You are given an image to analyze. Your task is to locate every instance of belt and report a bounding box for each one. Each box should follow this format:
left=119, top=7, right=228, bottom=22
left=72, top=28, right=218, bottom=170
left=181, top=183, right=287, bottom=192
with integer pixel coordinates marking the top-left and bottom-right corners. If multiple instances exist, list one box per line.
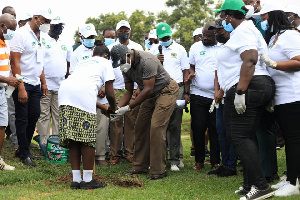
left=178, top=82, right=184, bottom=87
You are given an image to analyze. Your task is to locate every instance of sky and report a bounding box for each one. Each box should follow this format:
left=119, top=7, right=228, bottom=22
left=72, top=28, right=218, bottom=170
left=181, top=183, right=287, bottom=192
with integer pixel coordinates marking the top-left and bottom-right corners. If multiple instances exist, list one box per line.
left=2, top=0, right=173, bottom=46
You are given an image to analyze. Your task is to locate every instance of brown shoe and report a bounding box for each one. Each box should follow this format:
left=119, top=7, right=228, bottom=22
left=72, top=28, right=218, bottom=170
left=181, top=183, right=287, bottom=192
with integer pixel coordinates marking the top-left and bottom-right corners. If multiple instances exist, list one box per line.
left=193, top=163, right=204, bottom=170
left=124, top=169, right=148, bottom=175
left=96, top=160, right=108, bottom=167
left=147, top=172, right=167, bottom=180
left=211, top=163, right=220, bottom=169
left=109, top=157, right=119, bottom=164
left=126, top=157, right=133, bottom=163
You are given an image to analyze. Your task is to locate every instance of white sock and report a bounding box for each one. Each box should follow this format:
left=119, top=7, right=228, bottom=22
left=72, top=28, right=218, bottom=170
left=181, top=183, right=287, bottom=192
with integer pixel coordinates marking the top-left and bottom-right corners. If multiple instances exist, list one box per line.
left=72, top=170, right=82, bottom=183
left=83, top=170, right=93, bottom=182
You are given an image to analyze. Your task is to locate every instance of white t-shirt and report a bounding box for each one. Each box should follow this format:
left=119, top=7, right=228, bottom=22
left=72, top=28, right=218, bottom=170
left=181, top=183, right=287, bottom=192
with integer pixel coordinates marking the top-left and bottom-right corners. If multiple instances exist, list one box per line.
left=10, top=23, right=46, bottom=86
left=58, top=57, right=115, bottom=114
left=108, top=39, right=143, bottom=89
left=216, top=20, right=270, bottom=92
left=150, top=41, right=189, bottom=83
left=189, top=42, right=219, bottom=99
left=43, top=34, right=72, bottom=91
left=267, top=30, right=300, bottom=105
left=69, top=44, right=93, bottom=74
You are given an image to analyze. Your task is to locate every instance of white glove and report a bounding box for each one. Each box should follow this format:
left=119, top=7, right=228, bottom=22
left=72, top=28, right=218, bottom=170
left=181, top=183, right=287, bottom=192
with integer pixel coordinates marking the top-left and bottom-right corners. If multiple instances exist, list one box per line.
left=245, top=5, right=254, bottom=19
left=115, top=105, right=130, bottom=115
left=209, top=100, right=219, bottom=113
left=260, top=54, right=276, bottom=68
left=234, top=93, right=246, bottom=114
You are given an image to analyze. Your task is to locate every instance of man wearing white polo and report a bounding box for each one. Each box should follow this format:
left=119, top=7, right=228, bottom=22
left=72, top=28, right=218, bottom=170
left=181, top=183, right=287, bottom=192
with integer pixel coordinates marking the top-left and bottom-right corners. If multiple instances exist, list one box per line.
left=69, top=23, right=97, bottom=74
left=10, top=8, right=52, bottom=167
left=36, top=16, right=71, bottom=146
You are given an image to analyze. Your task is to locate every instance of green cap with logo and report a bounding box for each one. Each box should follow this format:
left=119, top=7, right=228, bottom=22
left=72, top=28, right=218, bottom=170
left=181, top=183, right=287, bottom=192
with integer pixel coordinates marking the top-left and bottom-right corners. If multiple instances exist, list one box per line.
left=213, top=0, right=246, bottom=15
left=156, top=23, right=172, bottom=39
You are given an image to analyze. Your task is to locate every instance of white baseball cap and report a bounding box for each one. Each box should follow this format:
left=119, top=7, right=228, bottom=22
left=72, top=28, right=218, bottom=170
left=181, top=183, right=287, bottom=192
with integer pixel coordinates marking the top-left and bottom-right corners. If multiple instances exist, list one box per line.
left=50, top=16, right=65, bottom=25
left=116, top=20, right=131, bottom=30
left=283, top=5, right=300, bottom=17
left=148, top=29, right=157, bottom=39
left=79, top=23, right=97, bottom=38
left=32, top=8, right=53, bottom=20
left=252, top=3, right=282, bottom=19
left=17, top=12, right=32, bottom=22
left=193, top=28, right=203, bottom=37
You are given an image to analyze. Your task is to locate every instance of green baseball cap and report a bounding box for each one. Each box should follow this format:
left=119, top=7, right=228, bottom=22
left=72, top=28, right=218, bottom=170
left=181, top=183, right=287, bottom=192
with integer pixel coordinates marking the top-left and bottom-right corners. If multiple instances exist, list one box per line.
left=156, top=23, right=172, bottom=39
left=213, top=0, right=246, bottom=15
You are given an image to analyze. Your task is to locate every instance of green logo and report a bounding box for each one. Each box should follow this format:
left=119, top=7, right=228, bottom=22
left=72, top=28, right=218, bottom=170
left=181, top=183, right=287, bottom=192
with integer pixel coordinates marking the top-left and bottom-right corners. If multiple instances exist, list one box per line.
left=171, top=53, right=177, bottom=58
left=61, top=45, right=67, bottom=51
left=48, top=8, right=52, bottom=14
left=86, top=26, right=91, bottom=30
left=46, top=45, right=51, bottom=49
left=200, top=51, right=206, bottom=55
left=83, top=56, right=89, bottom=60
left=32, top=41, right=36, bottom=47
left=42, top=38, right=46, bottom=45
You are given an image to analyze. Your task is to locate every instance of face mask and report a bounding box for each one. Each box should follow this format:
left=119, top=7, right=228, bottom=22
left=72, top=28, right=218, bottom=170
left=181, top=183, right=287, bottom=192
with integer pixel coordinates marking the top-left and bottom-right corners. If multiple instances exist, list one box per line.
left=79, top=38, right=83, bottom=43
left=160, top=39, right=173, bottom=47
left=3, top=28, right=15, bottom=40
left=120, top=54, right=131, bottom=73
left=83, top=39, right=95, bottom=48
left=260, top=20, right=268, bottom=31
left=118, top=32, right=129, bottom=44
left=222, top=19, right=234, bottom=32
left=104, top=38, right=115, bottom=46
left=145, top=39, right=152, bottom=49
left=39, top=23, right=50, bottom=33
left=216, top=34, right=229, bottom=44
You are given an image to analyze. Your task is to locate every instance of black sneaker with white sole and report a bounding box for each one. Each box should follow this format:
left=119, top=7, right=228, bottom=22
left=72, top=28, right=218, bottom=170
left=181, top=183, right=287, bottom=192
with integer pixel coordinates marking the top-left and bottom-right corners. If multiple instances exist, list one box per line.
left=235, top=186, right=251, bottom=195
left=240, top=186, right=274, bottom=200
left=80, top=179, right=106, bottom=190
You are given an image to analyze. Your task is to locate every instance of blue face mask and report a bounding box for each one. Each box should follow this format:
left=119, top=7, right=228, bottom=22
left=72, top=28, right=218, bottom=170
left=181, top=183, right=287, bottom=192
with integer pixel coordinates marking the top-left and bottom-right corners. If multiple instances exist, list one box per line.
left=3, top=29, right=15, bottom=40
left=160, top=39, right=173, bottom=47
left=222, top=20, right=234, bottom=32
left=104, top=38, right=115, bottom=46
left=261, top=20, right=268, bottom=31
left=83, top=39, right=95, bottom=48
left=145, top=39, right=152, bottom=49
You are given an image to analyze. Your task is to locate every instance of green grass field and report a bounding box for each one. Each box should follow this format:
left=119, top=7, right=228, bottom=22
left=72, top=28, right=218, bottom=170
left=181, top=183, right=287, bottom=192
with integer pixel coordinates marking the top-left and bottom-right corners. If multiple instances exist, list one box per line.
left=0, top=112, right=298, bottom=200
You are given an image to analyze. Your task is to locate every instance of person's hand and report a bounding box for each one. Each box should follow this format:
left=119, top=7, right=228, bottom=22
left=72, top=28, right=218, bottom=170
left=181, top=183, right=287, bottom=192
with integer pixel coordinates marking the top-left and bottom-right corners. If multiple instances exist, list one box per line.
left=260, top=54, right=277, bottom=68
left=98, top=87, right=106, bottom=98
left=18, top=88, right=28, bottom=103
left=234, top=93, right=246, bottom=114
left=115, top=105, right=130, bottom=115
left=183, top=94, right=190, bottom=104
left=214, top=90, right=224, bottom=103
left=6, top=77, right=21, bottom=87
left=41, top=84, right=48, bottom=98
left=134, top=88, right=140, bottom=97
left=157, top=54, right=164, bottom=63
left=184, top=73, right=195, bottom=83
left=209, top=100, right=219, bottom=113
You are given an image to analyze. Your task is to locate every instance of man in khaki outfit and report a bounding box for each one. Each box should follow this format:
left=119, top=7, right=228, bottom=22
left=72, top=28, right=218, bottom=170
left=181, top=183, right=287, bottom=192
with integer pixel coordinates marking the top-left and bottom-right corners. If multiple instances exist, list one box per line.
left=110, top=44, right=178, bottom=180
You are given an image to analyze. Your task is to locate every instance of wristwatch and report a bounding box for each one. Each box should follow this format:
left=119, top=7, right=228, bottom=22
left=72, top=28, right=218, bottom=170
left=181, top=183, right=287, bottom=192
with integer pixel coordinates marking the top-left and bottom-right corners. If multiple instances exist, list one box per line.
left=236, top=90, right=246, bottom=95
left=184, top=92, right=190, bottom=95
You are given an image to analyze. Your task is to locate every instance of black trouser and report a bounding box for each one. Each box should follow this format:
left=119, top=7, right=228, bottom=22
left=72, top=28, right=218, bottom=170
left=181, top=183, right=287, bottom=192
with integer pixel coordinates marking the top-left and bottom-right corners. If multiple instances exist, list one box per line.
left=224, top=75, right=275, bottom=189
left=13, top=83, right=42, bottom=159
left=190, top=94, right=220, bottom=165
left=275, top=101, right=300, bottom=185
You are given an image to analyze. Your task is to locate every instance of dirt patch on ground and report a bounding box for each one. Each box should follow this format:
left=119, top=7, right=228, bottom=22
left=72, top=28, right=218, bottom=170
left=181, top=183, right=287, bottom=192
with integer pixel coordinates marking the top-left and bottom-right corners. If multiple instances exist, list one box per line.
left=46, top=173, right=144, bottom=188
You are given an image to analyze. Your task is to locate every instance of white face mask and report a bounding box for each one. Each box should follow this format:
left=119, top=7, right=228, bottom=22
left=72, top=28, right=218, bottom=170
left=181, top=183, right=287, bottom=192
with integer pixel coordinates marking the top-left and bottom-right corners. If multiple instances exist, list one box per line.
left=37, top=18, right=50, bottom=33
left=120, top=53, right=131, bottom=73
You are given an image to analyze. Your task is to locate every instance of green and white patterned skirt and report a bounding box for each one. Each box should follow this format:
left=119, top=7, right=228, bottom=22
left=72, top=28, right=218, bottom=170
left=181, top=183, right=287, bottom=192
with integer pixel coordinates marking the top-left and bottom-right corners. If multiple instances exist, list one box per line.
left=59, top=105, right=97, bottom=148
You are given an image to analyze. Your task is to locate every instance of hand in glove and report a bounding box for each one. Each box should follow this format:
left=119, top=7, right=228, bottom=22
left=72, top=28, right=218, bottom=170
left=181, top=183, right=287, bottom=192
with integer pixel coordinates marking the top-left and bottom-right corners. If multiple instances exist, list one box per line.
left=260, top=54, right=277, bottom=68
left=116, top=105, right=131, bottom=115
left=209, top=100, right=219, bottom=113
left=234, top=93, right=246, bottom=114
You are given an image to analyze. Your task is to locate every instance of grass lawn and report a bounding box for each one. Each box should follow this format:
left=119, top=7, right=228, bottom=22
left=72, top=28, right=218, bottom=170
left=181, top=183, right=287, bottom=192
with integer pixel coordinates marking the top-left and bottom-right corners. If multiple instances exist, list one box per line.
left=0, top=111, right=297, bottom=200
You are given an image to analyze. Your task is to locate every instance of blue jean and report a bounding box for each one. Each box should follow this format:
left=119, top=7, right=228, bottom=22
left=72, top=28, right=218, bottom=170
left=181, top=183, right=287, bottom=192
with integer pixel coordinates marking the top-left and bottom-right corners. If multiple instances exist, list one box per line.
left=13, top=83, right=42, bottom=159
left=224, top=75, right=275, bottom=189
left=216, top=102, right=237, bottom=170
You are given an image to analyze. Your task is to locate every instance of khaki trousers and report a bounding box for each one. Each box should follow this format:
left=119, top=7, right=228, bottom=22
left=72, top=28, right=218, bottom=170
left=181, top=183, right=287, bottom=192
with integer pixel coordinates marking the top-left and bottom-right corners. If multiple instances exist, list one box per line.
left=95, top=107, right=109, bottom=160
left=132, top=80, right=179, bottom=175
left=37, top=90, right=59, bottom=145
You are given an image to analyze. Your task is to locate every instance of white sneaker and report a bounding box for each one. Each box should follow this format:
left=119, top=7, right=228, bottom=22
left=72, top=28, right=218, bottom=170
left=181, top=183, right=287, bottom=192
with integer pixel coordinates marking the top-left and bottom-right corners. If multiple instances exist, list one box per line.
left=275, top=181, right=300, bottom=197
left=170, top=164, right=180, bottom=171
left=271, top=175, right=287, bottom=189
left=178, top=160, right=184, bottom=168
left=0, top=158, right=15, bottom=170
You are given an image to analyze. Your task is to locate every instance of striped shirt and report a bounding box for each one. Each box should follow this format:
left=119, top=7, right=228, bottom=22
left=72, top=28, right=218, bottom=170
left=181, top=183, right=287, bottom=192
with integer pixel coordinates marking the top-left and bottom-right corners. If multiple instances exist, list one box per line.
left=0, top=39, right=10, bottom=87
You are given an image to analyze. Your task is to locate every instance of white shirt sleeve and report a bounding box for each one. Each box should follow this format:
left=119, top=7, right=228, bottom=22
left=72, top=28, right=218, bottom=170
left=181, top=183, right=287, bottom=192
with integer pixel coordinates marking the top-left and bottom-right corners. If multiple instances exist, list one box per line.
left=189, top=44, right=196, bottom=65
left=10, top=31, right=25, bottom=53
left=103, top=60, right=115, bottom=83
left=281, top=31, right=300, bottom=59
left=69, top=52, right=78, bottom=74
left=179, top=46, right=190, bottom=70
left=66, top=46, right=72, bottom=62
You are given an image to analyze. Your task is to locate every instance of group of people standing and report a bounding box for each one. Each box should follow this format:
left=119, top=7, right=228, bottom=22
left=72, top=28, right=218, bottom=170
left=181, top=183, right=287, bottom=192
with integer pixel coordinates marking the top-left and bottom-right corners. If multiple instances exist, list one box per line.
left=0, top=0, right=299, bottom=199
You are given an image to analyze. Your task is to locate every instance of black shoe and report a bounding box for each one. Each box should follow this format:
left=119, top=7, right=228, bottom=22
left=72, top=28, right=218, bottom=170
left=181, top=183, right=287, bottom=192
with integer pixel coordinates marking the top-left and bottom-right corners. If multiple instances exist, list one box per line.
left=207, top=165, right=225, bottom=175
left=124, top=170, right=148, bottom=175
left=15, top=149, right=20, bottom=158
left=70, top=182, right=80, bottom=189
left=21, top=157, right=37, bottom=167
left=30, top=155, right=41, bottom=160
left=242, top=186, right=274, bottom=200
left=235, top=186, right=251, bottom=195
left=217, top=168, right=237, bottom=177
left=80, top=179, right=106, bottom=190
left=147, top=172, right=167, bottom=180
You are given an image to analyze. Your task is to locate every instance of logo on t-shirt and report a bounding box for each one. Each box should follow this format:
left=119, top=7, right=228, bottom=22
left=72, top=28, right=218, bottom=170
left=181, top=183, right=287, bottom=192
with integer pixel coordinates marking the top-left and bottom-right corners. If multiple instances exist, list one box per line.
left=42, top=38, right=46, bottom=45
left=83, top=56, right=89, bottom=60
left=32, top=41, right=37, bottom=47
left=171, top=52, right=177, bottom=58
left=45, top=44, right=51, bottom=49
left=61, top=45, right=67, bottom=51
left=200, top=51, right=206, bottom=55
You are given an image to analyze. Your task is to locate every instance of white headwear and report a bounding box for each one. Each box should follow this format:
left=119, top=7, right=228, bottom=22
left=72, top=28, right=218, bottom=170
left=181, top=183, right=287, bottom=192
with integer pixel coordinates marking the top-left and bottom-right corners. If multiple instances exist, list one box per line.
left=193, top=28, right=202, bottom=37
left=116, top=20, right=131, bottom=30
left=79, top=23, right=97, bottom=38
left=32, top=8, right=53, bottom=20
left=148, top=29, right=157, bottom=39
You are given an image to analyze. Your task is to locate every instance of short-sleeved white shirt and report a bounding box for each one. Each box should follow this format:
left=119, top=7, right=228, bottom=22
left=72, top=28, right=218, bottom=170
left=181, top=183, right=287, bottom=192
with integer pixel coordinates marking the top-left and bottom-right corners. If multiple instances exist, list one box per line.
left=189, top=42, right=219, bottom=99
left=108, top=39, right=143, bottom=89
left=58, top=57, right=115, bottom=114
left=69, top=44, right=93, bottom=74
left=43, top=34, right=72, bottom=91
left=267, top=30, right=300, bottom=106
left=150, top=41, right=189, bottom=83
left=216, top=20, right=270, bottom=92
left=10, top=23, right=46, bottom=86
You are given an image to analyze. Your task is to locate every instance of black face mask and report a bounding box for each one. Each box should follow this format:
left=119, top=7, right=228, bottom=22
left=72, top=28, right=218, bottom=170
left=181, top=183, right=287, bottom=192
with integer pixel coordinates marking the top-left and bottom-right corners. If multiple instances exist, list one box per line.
left=202, top=39, right=216, bottom=46
left=118, top=32, right=129, bottom=44
left=48, top=28, right=62, bottom=39
left=216, top=34, right=229, bottom=44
